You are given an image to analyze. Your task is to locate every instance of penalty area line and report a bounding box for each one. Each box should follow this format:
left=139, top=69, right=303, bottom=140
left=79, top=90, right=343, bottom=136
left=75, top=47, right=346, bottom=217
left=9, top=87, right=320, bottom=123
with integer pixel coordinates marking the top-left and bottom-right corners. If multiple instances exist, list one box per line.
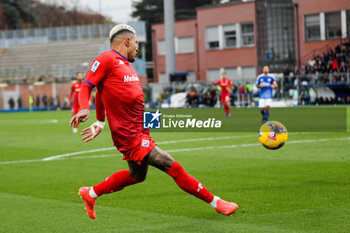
left=0, top=136, right=349, bottom=165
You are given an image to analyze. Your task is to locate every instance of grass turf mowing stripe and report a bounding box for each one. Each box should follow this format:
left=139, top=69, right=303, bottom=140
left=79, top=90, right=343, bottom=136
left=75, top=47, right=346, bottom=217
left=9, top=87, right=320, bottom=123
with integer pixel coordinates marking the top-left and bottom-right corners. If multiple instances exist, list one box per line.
left=42, top=135, right=256, bottom=161
left=1, top=136, right=349, bottom=165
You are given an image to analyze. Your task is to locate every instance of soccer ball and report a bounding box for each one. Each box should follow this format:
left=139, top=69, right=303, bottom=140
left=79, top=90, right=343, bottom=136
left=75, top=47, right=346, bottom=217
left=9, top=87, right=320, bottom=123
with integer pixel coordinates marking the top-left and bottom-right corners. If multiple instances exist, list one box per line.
left=258, top=121, right=288, bottom=150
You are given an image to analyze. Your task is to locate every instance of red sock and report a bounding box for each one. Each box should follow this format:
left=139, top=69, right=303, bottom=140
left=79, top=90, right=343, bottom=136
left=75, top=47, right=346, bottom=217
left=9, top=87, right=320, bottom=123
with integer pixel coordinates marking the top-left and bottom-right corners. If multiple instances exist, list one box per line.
left=167, top=161, right=214, bottom=203
left=93, top=170, right=140, bottom=196
left=224, top=104, right=230, bottom=115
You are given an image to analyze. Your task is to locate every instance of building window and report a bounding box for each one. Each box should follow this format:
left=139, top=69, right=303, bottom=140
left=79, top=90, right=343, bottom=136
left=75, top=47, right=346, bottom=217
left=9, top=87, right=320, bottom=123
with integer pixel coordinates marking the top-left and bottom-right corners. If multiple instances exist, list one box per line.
left=242, top=66, right=256, bottom=80
left=158, top=72, right=168, bottom=83
left=206, top=26, right=219, bottom=50
left=223, top=24, right=236, bottom=48
left=325, top=11, right=342, bottom=39
left=157, top=40, right=165, bottom=55
left=305, top=14, right=320, bottom=41
left=187, top=71, right=196, bottom=82
left=177, top=37, right=194, bottom=54
left=241, top=23, right=254, bottom=47
left=223, top=67, right=238, bottom=80
left=206, top=68, right=220, bottom=81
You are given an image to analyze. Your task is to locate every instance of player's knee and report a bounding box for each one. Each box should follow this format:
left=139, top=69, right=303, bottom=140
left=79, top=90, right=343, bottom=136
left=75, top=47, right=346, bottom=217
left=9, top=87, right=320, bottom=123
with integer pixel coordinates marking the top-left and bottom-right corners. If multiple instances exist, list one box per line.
left=129, top=171, right=147, bottom=182
left=136, top=175, right=146, bottom=182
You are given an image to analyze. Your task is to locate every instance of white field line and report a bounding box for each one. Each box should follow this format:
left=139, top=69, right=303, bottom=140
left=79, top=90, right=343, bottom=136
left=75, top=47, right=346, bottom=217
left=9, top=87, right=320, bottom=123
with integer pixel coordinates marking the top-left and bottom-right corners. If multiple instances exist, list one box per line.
left=0, top=119, right=58, bottom=124
left=42, top=135, right=255, bottom=161
left=42, top=147, right=115, bottom=161
left=41, top=132, right=323, bottom=161
left=0, top=137, right=349, bottom=165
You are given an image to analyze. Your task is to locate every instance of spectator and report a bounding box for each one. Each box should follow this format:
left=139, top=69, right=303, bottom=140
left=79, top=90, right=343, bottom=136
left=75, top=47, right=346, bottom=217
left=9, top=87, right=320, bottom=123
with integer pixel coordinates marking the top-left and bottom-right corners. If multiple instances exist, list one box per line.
left=17, top=97, right=22, bottom=109
left=201, top=90, right=212, bottom=107
left=49, top=96, right=54, bottom=107
left=245, top=82, right=253, bottom=105
left=42, top=94, right=48, bottom=108
left=186, top=87, right=199, bottom=107
left=300, top=41, right=350, bottom=76
left=63, top=96, right=68, bottom=109
left=29, top=95, right=34, bottom=112
left=56, top=95, right=61, bottom=109
left=331, top=57, right=338, bottom=71
left=8, top=97, right=15, bottom=109
left=209, top=87, right=218, bottom=107
left=299, top=90, right=310, bottom=105
left=36, top=95, right=41, bottom=107
left=239, top=84, right=246, bottom=105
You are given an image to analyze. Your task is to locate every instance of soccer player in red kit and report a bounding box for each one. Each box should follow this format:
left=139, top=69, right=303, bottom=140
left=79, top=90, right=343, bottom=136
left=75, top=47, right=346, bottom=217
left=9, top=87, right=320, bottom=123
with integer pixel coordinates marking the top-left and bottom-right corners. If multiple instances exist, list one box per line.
left=67, top=72, right=83, bottom=133
left=70, top=24, right=238, bottom=219
left=212, top=72, right=233, bottom=117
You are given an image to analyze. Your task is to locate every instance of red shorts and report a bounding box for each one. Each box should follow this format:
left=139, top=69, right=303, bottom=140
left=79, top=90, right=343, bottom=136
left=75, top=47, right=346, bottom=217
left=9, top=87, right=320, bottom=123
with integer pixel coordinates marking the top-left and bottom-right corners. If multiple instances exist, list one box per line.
left=71, top=105, right=81, bottom=114
left=220, top=94, right=230, bottom=103
left=117, top=134, right=156, bottom=165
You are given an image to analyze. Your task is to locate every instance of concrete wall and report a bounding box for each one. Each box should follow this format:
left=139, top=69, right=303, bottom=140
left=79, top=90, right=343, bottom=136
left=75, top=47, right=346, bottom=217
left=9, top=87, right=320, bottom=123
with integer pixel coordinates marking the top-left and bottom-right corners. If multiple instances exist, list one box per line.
left=152, top=19, right=198, bottom=83
left=152, top=0, right=350, bottom=83
left=0, top=82, right=71, bottom=109
left=197, top=2, right=257, bottom=81
left=152, top=2, right=257, bottom=82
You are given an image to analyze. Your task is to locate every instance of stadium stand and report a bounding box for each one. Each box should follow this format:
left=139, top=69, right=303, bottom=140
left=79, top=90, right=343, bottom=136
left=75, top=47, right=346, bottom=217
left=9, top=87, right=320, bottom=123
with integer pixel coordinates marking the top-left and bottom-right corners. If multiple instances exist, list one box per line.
left=0, top=38, right=107, bottom=83
left=301, top=40, right=350, bottom=75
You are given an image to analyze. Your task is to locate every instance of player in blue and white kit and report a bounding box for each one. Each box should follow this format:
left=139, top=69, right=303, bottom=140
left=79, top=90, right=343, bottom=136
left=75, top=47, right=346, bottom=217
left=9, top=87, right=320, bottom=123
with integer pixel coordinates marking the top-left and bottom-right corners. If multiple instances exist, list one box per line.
left=256, top=66, right=278, bottom=123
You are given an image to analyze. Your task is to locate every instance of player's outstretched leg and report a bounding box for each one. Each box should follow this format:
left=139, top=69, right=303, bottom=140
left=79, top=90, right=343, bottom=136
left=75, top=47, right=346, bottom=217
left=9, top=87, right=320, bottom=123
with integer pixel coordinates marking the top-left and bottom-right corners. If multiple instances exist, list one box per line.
left=147, top=146, right=238, bottom=215
left=260, top=108, right=266, bottom=123
left=224, top=104, right=230, bottom=117
left=78, top=161, right=148, bottom=219
left=264, top=107, right=270, bottom=122
left=78, top=187, right=97, bottom=219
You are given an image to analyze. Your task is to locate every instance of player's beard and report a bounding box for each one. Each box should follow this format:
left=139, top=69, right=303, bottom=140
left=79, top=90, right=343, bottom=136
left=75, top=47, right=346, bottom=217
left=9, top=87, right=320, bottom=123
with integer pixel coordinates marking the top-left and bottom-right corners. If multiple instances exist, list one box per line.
left=128, top=50, right=137, bottom=63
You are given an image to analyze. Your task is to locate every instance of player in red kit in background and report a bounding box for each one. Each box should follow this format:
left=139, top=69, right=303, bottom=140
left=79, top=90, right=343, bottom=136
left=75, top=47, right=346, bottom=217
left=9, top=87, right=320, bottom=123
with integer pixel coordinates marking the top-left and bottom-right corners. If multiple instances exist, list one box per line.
left=70, top=24, right=238, bottom=219
left=212, top=72, right=234, bottom=117
left=67, top=72, right=83, bottom=133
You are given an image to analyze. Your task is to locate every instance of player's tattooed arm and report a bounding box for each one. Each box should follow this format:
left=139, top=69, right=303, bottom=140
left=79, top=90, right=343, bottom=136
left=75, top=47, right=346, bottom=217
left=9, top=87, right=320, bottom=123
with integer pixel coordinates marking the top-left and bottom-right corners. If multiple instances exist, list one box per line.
left=147, top=146, right=175, bottom=172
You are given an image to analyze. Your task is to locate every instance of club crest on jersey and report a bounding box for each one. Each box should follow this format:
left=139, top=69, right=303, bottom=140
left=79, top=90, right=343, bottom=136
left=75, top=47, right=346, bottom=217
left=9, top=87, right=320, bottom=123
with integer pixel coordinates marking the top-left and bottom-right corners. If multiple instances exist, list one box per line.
left=90, top=61, right=100, bottom=72
left=141, top=139, right=150, bottom=147
left=143, top=110, right=161, bottom=129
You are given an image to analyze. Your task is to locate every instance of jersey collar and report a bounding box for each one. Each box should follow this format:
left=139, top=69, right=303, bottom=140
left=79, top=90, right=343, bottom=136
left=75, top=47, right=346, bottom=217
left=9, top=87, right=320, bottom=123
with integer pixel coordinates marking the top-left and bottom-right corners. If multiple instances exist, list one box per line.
left=112, top=50, right=128, bottom=62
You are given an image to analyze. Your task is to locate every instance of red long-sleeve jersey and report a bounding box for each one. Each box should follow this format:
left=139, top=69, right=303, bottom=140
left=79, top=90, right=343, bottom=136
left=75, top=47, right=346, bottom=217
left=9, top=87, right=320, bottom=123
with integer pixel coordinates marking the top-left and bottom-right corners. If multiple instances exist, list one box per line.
left=213, top=78, right=233, bottom=96
left=79, top=50, right=146, bottom=151
left=68, top=81, right=81, bottom=107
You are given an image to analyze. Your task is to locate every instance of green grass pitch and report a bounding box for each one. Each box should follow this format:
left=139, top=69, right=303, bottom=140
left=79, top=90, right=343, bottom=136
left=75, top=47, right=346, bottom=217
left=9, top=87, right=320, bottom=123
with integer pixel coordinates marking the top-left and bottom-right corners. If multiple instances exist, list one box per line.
left=0, top=107, right=349, bottom=233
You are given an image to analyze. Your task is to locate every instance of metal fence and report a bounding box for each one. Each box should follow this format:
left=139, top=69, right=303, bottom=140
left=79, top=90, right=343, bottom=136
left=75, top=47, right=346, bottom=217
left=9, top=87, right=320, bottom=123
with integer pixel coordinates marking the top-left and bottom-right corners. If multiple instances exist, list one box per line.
left=147, top=72, right=350, bottom=107
left=1, top=72, right=349, bottom=110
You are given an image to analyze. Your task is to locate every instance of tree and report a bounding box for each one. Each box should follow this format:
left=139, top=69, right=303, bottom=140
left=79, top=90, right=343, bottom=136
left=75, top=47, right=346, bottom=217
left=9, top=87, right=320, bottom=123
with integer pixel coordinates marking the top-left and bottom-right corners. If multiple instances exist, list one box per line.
left=0, top=0, right=36, bottom=29
left=0, top=0, right=112, bottom=30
